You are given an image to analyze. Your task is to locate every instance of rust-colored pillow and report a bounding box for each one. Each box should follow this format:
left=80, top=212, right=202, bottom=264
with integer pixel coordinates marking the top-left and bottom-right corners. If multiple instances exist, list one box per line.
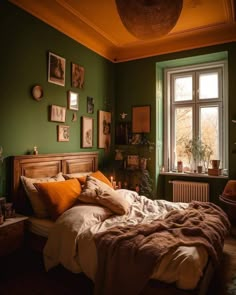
left=78, top=170, right=113, bottom=188
left=34, top=179, right=82, bottom=220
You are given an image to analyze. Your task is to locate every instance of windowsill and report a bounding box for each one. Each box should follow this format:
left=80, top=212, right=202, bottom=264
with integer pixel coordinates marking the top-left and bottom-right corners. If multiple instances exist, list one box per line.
left=160, top=171, right=228, bottom=179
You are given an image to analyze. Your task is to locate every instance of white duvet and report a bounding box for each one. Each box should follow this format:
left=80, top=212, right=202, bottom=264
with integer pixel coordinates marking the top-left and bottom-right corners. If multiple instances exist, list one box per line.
left=43, top=189, right=208, bottom=290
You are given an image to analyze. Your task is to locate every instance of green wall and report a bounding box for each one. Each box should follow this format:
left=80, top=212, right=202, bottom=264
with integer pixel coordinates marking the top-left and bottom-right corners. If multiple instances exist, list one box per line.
left=1, top=1, right=236, bottom=203
left=115, top=42, right=236, bottom=201
left=0, top=1, right=115, bottom=195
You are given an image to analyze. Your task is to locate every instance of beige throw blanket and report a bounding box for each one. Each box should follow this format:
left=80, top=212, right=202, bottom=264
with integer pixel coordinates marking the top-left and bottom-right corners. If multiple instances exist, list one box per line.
left=94, top=201, right=230, bottom=295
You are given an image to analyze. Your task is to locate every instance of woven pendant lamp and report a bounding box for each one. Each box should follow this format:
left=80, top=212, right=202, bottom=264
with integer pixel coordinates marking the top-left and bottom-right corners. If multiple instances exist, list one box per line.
left=115, top=0, right=183, bottom=40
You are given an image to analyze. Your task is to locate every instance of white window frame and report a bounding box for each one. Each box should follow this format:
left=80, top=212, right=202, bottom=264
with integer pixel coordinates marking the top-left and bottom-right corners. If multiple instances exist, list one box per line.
left=164, top=60, right=228, bottom=172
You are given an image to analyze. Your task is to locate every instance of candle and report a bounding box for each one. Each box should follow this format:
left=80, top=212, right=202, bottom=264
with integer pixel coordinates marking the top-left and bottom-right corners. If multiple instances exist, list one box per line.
left=113, top=181, right=116, bottom=189
left=110, top=176, right=113, bottom=184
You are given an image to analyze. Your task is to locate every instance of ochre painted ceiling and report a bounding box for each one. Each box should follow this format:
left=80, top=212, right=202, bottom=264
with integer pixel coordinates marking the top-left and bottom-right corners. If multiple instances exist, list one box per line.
left=10, top=0, right=236, bottom=62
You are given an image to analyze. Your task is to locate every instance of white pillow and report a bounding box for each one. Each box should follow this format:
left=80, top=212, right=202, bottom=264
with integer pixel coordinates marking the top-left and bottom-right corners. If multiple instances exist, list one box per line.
left=63, top=172, right=92, bottom=180
left=21, top=172, right=65, bottom=218
left=78, top=176, right=130, bottom=215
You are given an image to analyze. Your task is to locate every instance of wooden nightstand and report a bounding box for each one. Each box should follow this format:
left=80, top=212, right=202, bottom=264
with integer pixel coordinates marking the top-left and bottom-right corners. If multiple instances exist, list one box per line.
left=0, top=215, right=28, bottom=256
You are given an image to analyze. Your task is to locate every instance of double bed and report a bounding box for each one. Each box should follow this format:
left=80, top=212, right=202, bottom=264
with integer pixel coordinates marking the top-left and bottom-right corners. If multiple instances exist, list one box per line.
left=11, top=152, right=230, bottom=295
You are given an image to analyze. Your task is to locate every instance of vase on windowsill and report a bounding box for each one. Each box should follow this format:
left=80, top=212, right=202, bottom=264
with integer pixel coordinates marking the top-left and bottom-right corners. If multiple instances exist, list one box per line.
left=197, top=165, right=203, bottom=174
left=190, top=157, right=197, bottom=173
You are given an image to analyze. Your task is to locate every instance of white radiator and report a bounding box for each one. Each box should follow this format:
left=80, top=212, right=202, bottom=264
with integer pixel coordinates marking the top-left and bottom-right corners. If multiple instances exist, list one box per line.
left=172, top=181, right=209, bottom=202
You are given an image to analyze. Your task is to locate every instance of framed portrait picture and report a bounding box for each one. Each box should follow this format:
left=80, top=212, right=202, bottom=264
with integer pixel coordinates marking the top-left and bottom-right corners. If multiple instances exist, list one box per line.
left=131, top=133, right=142, bottom=144
left=87, top=96, right=94, bottom=114
left=50, top=105, right=66, bottom=122
left=98, top=110, right=111, bottom=152
left=67, top=91, right=79, bottom=110
left=127, top=155, right=139, bottom=169
left=48, top=52, right=66, bottom=86
left=81, top=116, right=93, bottom=148
left=57, top=125, right=69, bottom=142
left=132, top=105, right=151, bottom=133
left=71, top=62, right=85, bottom=89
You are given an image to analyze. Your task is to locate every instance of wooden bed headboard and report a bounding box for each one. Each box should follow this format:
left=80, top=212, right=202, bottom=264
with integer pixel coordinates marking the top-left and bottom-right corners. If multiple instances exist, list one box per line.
left=12, top=152, right=98, bottom=214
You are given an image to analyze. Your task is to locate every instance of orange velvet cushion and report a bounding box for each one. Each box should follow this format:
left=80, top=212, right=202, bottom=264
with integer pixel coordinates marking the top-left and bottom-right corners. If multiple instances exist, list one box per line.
left=34, top=179, right=82, bottom=220
left=78, top=170, right=113, bottom=187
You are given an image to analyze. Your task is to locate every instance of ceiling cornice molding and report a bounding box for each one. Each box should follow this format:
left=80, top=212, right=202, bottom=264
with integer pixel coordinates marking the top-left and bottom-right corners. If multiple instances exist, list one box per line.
left=9, top=0, right=236, bottom=63
left=55, top=0, right=120, bottom=46
left=9, top=0, right=116, bottom=61
left=114, top=23, right=236, bottom=62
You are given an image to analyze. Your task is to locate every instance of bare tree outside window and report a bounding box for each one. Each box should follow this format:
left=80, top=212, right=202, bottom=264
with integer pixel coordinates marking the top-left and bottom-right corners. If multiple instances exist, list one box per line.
left=168, top=64, right=225, bottom=172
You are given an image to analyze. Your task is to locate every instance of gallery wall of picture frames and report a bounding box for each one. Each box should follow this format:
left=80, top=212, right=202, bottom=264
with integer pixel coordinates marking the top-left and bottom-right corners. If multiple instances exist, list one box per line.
left=31, top=51, right=152, bottom=153
left=31, top=51, right=114, bottom=151
left=31, top=50, right=94, bottom=145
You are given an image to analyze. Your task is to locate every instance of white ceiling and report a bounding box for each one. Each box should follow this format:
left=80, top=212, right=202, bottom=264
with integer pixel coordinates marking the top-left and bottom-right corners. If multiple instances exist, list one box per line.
left=10, top=0, right=236, bottom=62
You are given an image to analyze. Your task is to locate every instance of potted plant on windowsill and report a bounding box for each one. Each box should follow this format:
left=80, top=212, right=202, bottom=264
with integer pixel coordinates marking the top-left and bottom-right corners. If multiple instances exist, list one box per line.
left=183, top=138, right=213, bottom=173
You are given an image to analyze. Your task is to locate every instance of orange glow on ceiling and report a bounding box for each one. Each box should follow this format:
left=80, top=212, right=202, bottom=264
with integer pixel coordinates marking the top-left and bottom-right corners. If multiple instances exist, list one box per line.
left=10, top=0, right=236, bottom=62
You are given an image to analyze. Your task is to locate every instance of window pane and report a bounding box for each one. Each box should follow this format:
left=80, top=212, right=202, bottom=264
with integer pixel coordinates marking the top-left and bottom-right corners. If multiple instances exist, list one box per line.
left=199, top=73, right=219, bottom=99
left=174, top=76, right=192, bottom=101
left=200, top=106, right=219, bottom=164
left=175, top=107, right=192, bottom=169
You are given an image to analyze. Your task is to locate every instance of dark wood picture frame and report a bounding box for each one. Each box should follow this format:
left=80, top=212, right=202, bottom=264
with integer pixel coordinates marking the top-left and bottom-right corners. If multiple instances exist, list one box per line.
left=127, top=155, right=139, bottom=169
left=48, top=52, right=66, bottom=86
left=71, top=62, right=85, bottom=89
left=57, top=125, right=70, bottom=142
left=50, top=105, right=66, bottom=123
left=87, top=96, right=94, bottom=114
left=81, top=116, right=93, bottom=148
left=98, top=110, right=111, bottom=151
left=132, top=105, right=151, bottom=133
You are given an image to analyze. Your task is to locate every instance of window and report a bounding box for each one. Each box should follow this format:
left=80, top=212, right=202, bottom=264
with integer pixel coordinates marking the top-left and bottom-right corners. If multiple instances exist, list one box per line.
left=164, top=61, right=228, bottom=173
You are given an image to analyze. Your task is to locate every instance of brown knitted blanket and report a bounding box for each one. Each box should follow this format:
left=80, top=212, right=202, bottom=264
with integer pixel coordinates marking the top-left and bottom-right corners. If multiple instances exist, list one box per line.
left=94, top=201, right=230, bottom=295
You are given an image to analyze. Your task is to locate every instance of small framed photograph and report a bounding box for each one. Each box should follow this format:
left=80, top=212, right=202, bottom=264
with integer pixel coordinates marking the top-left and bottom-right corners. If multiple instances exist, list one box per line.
left=98, top=110, right=111, bottom=152
left=50, top=105, right=66, bottom=122
left=127, top=155, right=139, bottom=169
left=87, top=96, right=94, bottom=114
left=71, top=62, right=85, bottom=89
left=48, top=52, right=66, bottom=86
left=67, top=91, right=79, bottom=110
left=57, top=125, right=70, bottom=142
left=131, top=133, right=142, bottom=144
left=81, top=116, right=93, bottom=148
left=132, top=105, right=151, bottom=133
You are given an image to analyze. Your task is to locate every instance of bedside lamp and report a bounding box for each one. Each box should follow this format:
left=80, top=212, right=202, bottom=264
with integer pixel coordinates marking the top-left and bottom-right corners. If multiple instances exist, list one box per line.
left=221, top=180, right=236, bottom=202
left=219, top=180, right=236, bottom=225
